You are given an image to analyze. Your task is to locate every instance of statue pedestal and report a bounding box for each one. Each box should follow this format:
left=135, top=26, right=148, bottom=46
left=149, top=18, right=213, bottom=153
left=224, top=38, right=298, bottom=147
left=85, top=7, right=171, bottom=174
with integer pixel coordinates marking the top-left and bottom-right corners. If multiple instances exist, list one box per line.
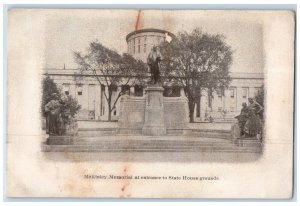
left=142, top=86, right=167, bottom=136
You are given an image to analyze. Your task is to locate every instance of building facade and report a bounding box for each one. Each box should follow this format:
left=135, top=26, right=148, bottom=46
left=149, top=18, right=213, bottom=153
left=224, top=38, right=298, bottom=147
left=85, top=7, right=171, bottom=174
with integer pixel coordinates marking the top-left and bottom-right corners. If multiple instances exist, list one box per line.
left=45, top=28, right=264, bottom=122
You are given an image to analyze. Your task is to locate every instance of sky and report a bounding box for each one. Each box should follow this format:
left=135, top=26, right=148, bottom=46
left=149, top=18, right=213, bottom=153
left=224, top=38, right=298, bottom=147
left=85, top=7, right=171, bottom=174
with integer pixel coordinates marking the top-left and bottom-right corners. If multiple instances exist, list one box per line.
left=44, top=10, right=264, bottom=74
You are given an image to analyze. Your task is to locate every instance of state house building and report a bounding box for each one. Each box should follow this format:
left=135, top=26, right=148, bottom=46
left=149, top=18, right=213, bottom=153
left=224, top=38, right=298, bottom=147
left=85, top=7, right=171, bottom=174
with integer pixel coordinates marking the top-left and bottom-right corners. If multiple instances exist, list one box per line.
left=45, top=28, right=264, bottom=122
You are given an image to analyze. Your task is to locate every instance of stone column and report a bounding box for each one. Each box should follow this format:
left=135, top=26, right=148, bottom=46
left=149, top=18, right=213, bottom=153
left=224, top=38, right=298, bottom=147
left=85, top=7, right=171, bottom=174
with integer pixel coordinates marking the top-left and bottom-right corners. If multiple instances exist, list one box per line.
left=180, top=88, right=185, bottom=97
left=130, top=86, right=135, bottom=96
left=236, top=87, right=243, bottom=112
left=116, top=86, right=122, bottom=117
left=142, top=86, right=166, bottom=136
left=101, top=85, right=109, bottom=120
left=82, top=84, right=89, bottom=110
left=249, top=87, right=256, bottom=98
left=95, top=84, right=101, bottom=120
left=70, top=84, right=76, bottom=98
left=200, top=90, right=208, bottom=121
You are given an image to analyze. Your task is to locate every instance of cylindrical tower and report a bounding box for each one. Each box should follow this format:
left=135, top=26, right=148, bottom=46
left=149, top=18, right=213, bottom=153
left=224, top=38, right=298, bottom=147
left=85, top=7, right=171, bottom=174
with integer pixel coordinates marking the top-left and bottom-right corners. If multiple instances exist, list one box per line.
left=126, top=28, right=175, bottom=62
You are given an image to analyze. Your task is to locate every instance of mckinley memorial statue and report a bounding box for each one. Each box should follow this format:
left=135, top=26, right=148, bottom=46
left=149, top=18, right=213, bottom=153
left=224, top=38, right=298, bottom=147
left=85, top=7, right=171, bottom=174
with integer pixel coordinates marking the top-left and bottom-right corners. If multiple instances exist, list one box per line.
left=147, top=46, right=162, bottom=84
left=117, top=46, right=189, bottom=136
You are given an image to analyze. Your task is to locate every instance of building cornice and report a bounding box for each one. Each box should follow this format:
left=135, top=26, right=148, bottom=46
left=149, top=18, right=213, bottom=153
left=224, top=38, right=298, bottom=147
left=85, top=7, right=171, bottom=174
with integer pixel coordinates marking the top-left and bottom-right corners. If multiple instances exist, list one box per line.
left=44, top=69, right=264, bottom=80
left=126, top=28, right=176, bottom=42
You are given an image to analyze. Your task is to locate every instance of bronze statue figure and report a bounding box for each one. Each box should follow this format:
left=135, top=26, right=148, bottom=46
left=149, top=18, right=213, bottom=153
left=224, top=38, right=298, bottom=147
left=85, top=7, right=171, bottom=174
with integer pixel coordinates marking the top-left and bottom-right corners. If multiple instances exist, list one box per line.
left=45, top=93, right=62, bottom=135
left=147, top=46, right=162, bottom=84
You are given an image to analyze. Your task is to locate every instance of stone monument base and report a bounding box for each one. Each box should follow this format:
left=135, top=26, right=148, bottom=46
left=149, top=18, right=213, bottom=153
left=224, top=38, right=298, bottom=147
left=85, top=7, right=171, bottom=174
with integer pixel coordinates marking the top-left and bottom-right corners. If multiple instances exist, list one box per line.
left=142, top=86, right=166, bottom=136
left=118, top=85, right=189, bottom=136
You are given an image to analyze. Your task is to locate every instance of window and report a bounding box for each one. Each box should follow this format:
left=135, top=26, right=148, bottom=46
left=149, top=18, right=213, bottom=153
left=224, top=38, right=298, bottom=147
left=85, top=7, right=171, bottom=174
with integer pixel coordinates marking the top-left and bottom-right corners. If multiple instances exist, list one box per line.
left=163, top=87, right=172, bottom=97
left=229, top=88, right=235, bottom=98
left=133, top=38, right=136, bottom=54
left=110, top=85, right=118, bottom=92
left=242, top=88, right=248, bottom=98
left=63, top=84, right=70, bottom=95
left=144, top=36, right=147, bottom=42
left=172, top=87, right=181, bottom=97
left=144, top=44, right=147, bottom=53
left=77, top=85, right=83, bottom=95
left=163, top=87, right=180, bottom=97
left=121, top=85, right=130, bottom=95
left=217, top=89, right=223, bottom=98
left=255, top=87, right=260, bottom=96
left=134, top=85, right=143, bottom=97
left=138, top=38, right=141, bottom=53
left=218, top=107, right=223, bottom=112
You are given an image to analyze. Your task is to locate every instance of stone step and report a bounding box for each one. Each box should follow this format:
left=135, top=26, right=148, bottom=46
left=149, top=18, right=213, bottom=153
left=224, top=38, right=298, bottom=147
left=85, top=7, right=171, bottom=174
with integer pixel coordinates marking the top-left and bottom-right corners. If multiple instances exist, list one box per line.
left=234, top=138, right=263, bottom=147
left=77, top=128, right=232, bottom=139
left=189, top=132, right=232, bottom=139
left=43, top=144, right=262, bottom=153
left=73, top=141, right=236, bottom=148
left=78, top=127, right=117, bottom=131
left=78, top=128, right=117, bottom=137
left=44, top=136, right=262, bottom=153
left=74, top=137, right=232, bottom=143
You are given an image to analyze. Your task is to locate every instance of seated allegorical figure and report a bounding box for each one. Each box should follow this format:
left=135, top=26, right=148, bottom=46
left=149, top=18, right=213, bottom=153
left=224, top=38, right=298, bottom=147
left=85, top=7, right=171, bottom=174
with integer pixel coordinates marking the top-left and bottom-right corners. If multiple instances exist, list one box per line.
left=45, top=93, right=62, bottom=135
left=243, top=98, right=263, bottom=139
left=235, top=102, right=249, bottom=137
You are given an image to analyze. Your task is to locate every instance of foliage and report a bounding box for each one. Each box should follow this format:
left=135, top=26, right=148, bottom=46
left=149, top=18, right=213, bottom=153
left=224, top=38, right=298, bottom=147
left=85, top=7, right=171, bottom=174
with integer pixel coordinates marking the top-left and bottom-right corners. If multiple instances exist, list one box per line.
left=42, top=75, right=81, bottom=123
left=41, top=75, right=61, bottom=117
left=255, top=85, right=264, bottom=108
left=255, top=84, right=265, bottom=120
left=60, top=95, right=82, bottom=123
left=74, top=41, right=148, bottom=121
left=160, top=28, right=233, bottom=122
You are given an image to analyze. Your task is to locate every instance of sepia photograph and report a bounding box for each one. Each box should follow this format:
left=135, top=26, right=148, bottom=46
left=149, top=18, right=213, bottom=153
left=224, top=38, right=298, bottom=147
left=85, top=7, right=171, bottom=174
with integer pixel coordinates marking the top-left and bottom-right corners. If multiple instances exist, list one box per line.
left=5, top=9, right=295, bottom=198
left=42, top=10, right=264, bottom=161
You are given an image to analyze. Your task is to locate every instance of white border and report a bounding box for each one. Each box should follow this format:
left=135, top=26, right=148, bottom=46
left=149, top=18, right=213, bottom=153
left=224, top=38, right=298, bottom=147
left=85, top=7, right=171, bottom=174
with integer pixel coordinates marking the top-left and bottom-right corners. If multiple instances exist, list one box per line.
left=1, top=1, right=298, bottom=206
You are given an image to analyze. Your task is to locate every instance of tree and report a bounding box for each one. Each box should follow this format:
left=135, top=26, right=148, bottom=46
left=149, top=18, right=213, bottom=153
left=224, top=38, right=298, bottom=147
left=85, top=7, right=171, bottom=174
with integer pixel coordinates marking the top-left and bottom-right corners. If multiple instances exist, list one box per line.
left=160, top=28, right=233, bottom=122
left=42, top=75, right=81, bottom=133
left=255, top=85, right=264, bottom=108
left=74, top=41, right=147, bottom=121
left=60, top=95, right=82, bottom=123
left=41, top=75, right=61, bottom=117
left=42, top=75, right=81, bottom=119
left=255, top=84, right=265, bottom=120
